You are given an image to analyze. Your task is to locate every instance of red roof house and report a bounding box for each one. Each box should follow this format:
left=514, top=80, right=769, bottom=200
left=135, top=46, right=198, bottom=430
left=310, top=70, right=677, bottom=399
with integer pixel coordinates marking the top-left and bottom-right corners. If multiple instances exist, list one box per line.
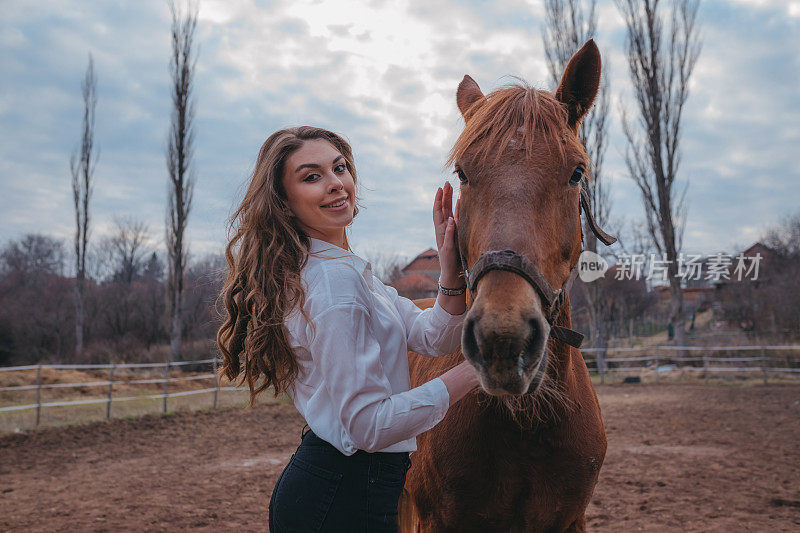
left=390, top=248, right=440, bottom=300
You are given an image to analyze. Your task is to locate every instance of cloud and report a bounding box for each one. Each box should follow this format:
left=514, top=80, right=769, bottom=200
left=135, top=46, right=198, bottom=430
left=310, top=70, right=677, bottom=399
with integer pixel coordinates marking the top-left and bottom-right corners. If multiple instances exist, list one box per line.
left=0, top=0, right=797, bottom=268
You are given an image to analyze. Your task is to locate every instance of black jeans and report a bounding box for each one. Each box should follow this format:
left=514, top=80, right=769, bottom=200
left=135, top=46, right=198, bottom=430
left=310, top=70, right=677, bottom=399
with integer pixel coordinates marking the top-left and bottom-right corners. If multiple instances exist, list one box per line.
left=268, top=428, right=412, bottom=532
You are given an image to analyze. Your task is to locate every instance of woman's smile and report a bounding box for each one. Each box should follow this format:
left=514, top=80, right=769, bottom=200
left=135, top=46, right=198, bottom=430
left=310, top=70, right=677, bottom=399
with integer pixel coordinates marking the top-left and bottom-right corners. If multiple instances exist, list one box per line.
left=321, top=197, right=349, bottom=210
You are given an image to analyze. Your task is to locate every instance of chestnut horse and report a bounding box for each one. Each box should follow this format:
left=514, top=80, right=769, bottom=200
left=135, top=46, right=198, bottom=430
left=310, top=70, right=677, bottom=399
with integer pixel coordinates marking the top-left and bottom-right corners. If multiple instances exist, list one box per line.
left=399, top=40, right=614, bottom=532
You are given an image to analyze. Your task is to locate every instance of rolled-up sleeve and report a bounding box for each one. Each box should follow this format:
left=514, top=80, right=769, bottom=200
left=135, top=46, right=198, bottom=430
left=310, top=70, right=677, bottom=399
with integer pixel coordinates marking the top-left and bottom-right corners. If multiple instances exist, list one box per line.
left=308, top=303, right=450, bottom=454
left=386, top=285, right=466, bottom=356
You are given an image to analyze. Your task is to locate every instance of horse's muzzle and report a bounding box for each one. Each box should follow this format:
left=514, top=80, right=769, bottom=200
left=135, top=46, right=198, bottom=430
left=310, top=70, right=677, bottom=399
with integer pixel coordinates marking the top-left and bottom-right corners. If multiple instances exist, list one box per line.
left=462, top=310, right=550, bottom=396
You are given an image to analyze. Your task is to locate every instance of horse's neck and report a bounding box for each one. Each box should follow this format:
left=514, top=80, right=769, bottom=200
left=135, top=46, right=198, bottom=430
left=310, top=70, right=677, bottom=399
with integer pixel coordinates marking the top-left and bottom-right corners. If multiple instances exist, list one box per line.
left=549, top=295, right=577, bottom=381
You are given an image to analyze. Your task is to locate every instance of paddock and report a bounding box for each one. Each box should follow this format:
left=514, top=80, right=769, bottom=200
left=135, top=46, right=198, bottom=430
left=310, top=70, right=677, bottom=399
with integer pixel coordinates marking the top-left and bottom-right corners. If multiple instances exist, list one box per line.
left=0, top=383, right=798, bottom=532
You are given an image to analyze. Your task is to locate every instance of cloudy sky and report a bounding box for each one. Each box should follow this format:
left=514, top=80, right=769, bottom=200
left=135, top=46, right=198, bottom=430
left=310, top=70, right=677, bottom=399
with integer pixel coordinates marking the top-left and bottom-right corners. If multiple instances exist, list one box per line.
left=1, top=0, right=798, bottom=269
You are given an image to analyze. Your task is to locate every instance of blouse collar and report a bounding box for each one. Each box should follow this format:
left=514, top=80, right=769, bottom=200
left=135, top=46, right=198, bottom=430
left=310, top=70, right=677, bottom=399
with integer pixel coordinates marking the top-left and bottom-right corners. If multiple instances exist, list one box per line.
left=307, top=237, right=373, bottom=289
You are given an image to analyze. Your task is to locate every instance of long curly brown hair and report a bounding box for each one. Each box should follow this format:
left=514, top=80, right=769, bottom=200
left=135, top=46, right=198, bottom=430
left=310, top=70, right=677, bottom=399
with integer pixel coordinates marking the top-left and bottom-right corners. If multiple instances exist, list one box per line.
left=217, top=126, right=360, bottom=405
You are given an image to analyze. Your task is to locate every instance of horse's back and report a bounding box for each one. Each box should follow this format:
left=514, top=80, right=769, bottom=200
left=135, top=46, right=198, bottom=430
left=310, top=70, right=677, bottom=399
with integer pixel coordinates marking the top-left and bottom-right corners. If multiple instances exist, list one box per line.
left=411, top=297, right=436, bottom=310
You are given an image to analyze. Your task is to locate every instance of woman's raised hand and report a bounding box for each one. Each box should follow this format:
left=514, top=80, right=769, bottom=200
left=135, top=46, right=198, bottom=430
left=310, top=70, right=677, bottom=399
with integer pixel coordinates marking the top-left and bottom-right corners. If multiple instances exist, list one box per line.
left=433, top=181, right=464, bottom=287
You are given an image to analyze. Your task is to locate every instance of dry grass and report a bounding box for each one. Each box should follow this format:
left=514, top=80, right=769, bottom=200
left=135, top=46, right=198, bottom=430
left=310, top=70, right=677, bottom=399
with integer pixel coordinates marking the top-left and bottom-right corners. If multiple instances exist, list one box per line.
left=0, top=365, right=288, bottom=434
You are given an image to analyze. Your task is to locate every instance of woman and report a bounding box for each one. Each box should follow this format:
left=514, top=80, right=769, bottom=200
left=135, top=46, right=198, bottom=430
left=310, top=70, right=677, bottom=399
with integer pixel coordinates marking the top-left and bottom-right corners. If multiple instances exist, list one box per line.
left=217, top=126, right=478, bottom=532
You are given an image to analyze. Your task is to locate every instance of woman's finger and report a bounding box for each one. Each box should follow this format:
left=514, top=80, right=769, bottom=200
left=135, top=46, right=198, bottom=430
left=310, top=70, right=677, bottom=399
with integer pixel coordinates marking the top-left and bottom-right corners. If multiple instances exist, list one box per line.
left=443, top=217, right=458, bottom=267
left=433, top=186, right=444, bottom=225
left=446, top=215, right=454, bottom=237
left=442, top=182, right=453, bottom=220
left=442, top=216, right=456, bottom=251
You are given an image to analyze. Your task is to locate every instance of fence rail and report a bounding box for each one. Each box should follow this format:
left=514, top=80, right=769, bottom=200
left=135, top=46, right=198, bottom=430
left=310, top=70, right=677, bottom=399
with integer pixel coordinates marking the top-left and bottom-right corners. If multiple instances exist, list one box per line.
left=0, top=358, right=245, bottom=426
left=581, top=344, right=800, bottom=384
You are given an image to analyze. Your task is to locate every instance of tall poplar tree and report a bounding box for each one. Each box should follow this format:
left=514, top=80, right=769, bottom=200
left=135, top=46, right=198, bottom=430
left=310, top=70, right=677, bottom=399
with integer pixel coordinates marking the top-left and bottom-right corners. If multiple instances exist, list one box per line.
left=166, top=1, right=198, bottom=360
left=71, top=54, right=97, bottom=357
left=616, top=0, right=702, bottom=347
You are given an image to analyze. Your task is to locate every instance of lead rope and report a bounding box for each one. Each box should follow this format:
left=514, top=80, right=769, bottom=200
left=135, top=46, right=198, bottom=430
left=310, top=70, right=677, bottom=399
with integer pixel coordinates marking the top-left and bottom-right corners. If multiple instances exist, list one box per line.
left=452, top=222, right=471, bottom=298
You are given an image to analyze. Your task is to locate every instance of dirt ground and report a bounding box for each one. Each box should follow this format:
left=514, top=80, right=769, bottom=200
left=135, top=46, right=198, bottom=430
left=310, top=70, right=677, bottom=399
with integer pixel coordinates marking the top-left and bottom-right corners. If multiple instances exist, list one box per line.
left=1, top=384, right=798, bottom=532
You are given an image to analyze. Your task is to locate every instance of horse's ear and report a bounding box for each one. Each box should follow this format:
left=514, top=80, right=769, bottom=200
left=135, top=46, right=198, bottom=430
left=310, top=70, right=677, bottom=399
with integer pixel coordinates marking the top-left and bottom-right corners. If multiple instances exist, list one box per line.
left=555, top=39, right=601, bottom=129
left=457, top=75, right=486, bottom=120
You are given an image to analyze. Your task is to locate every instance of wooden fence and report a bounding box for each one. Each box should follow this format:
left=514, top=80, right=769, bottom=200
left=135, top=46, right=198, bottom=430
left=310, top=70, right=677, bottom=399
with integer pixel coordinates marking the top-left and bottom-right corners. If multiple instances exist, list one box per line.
left=2, top=345, right=798, bottom=430
left=0, top=358, right=245, bottom=426
left=581, top=345, right=800, bottom=383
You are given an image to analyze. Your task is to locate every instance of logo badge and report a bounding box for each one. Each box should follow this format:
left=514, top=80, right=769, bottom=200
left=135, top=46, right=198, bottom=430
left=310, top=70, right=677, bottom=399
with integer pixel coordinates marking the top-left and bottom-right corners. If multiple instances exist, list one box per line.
left=578, top=251, right=608, bottom=283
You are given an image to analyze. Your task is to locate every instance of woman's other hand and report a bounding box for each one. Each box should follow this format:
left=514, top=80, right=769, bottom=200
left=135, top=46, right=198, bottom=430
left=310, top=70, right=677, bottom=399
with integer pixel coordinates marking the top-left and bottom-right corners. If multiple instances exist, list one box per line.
left=439, top=359, right=480, bottom=407
left=433, top=181, right=464, bottom=288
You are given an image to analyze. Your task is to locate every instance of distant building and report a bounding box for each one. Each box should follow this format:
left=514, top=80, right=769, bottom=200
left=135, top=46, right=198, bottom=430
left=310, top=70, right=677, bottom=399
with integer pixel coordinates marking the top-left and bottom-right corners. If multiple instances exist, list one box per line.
left=741, top=242, right=773, bottom=261
left=390, top=248, right=440, bottom=299
left=728, top=242, right=774, bottom=284
left=400, top=248, right=440, bottom=279
left=653, top=241, right=774, bottom=312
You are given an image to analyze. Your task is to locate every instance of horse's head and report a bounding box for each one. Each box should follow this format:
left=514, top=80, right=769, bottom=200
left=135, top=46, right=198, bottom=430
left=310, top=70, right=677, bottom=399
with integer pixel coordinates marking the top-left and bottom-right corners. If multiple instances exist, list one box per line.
left=454, top=40, right=610, bottom=396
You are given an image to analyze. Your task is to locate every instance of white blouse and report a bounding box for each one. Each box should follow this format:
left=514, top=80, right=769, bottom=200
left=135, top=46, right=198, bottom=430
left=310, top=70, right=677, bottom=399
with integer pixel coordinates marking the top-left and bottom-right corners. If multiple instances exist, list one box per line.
left=283, top=237, right=465, bottom=456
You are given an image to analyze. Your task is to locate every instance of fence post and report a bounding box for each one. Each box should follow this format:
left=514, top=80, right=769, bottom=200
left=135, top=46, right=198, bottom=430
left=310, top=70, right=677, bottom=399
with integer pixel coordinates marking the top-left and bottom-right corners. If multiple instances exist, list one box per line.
left=106, top=363, right=115, bottom=419
left=35, top=364, right=42, bottom=427
left=162, top=362, right=169, bottom=414
left=653, top=347, right=660, bottom=382
left=600, top=349, right=606, bottom=385
left=212, top=357, right=219, bottom=409
left=760, top=346, right=768, bottom=385
left=702, top=350, right=708, bottom=380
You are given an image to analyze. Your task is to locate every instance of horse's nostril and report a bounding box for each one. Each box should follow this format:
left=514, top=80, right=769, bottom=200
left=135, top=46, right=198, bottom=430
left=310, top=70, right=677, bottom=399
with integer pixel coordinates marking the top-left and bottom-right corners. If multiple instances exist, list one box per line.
left=528, top=319, right=541, bottom=347
left=462, top=316, right=484, bottom=366
left=521, top=317, right=546, bottom=363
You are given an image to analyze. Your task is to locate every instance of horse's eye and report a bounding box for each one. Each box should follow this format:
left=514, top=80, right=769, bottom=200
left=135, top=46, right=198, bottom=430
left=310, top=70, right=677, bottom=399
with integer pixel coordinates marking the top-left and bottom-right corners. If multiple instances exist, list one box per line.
left=455, top=168, right=468, bottom=185
left=569, top=166, right=584, bottom=186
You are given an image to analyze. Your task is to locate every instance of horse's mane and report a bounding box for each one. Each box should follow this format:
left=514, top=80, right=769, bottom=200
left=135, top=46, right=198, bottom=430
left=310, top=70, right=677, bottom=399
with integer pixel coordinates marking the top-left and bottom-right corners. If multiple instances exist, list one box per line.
left=447, top=81, right=588, bottom=173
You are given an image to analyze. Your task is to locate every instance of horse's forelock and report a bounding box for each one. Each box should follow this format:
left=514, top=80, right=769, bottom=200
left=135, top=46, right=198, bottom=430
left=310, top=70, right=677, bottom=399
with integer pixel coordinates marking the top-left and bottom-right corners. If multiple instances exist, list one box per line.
left=448, top=83, right=588, bottom=171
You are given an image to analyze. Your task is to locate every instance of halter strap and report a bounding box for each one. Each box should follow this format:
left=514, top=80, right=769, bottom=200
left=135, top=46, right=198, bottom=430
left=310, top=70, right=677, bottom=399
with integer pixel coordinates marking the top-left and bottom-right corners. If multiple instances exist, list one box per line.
left=468, top=250, right=557, bottom=308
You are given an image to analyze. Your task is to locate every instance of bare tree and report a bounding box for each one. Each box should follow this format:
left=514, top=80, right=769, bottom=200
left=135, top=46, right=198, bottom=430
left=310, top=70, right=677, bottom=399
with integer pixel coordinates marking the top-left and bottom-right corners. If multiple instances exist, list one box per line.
left=764, top=210, right=800, bottom=258
left=166, top=1, right=198, bottom=361
left=616, top=0, right=701, bottom=347
left=360, top=248, right=408, bottom=284
left=542, top=0, right=613, bottom=355
left=0, top=234, right=72, bottom=364
left=183, top=254, right=226, bottom=340
left=543, top=0, right=611, bottom=249
left=0, top=234, right=66, bottom=279
left=762, top=214, right=800, bottom=338
left=142, top=251, right=165, bottom=282
left=140, top=252, right=167, bottom=348
left=70, top=54, right=98, bottom=357
left=106, top=217, right=150, bottom=284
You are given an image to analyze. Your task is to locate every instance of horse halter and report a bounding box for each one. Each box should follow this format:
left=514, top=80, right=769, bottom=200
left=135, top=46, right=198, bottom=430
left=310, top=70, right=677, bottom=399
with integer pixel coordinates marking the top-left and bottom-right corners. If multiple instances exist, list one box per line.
left=454, top=188, right=616, bottom=349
